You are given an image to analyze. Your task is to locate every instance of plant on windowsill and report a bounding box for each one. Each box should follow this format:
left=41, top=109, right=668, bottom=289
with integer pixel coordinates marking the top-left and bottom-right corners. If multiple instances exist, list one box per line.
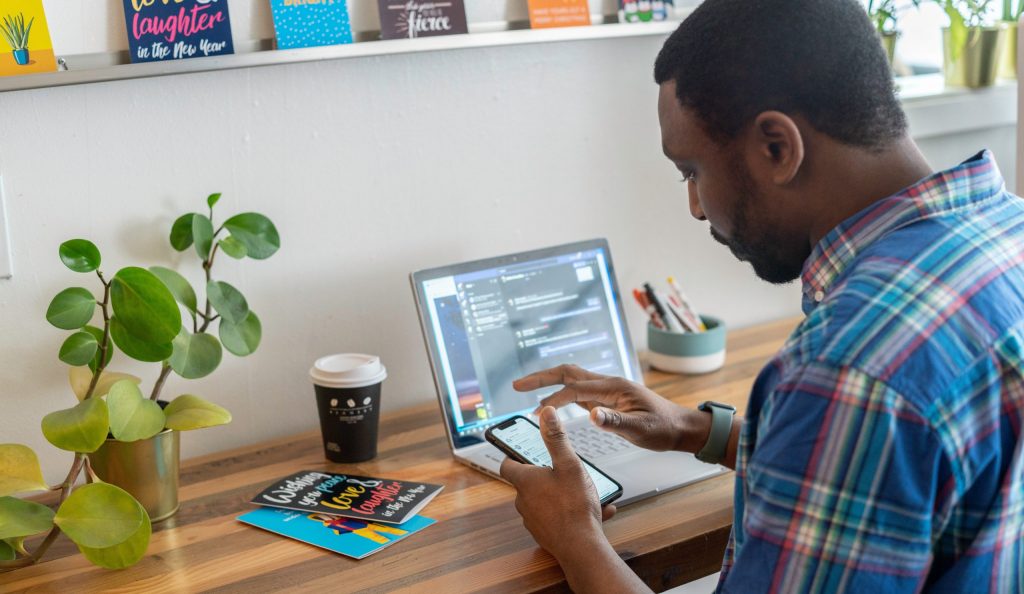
left=997, top=0, right=1023, bottom=78
left=0, top=193, right=279, bottom=571
left=939, top=0, right=1009, bottom=87
left=867, top=0, right=921, bottom=66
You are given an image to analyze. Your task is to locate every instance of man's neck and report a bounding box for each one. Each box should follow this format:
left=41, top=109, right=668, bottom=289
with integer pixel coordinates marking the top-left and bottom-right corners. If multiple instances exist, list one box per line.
left=806, top=136, right=933, bottom=248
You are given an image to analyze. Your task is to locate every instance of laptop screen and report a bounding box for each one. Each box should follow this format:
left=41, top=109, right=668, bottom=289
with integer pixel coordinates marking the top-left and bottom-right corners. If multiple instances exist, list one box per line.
left=412, top=239, right=641, bottom=450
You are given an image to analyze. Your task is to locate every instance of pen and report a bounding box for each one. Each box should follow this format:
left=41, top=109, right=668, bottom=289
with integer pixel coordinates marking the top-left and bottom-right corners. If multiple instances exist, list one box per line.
left=644, top=283, right=684, bottom=333
left=664, top=294, right=701, bottom=333
left=634, top=288, right=666, bottom=329
left=667, top=276, right=706, bottom=331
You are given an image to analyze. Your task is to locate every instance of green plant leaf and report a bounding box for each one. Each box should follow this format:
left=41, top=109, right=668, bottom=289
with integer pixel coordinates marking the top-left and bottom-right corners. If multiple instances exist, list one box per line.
left=0, top=444, right=48, bottom=496
left=0, top=497, right=55, bottom=540
left=207, top=192, right=222, bottom=209
left=218, top=236, right=247, bottom=259
left=223, top=213, right=280, bottom=260
left=46, top=288, right=96, bottom=330
left=59, top=240, right=101, bottom=273
left=164, top=394, right=232, bottom=431
left=107, top=380, right=165, bottom=442
left=192, top=214, right=214, bottom=260
left=110, top=267, right=181, bottom=345
left=219, top=311, right=262, bottom=357
left=169, top=330, right=223, bottom=379
left=149, top=266, right=198, bottom=314
left=170, top=213, right=196, bottom=251
left=82, top=325, right=112, bottom=373
left=206, top=281, right=249, bottom=325
left=54, top=483, right=143, bottom=549
left=0, top=539, right=13, bottom=561
left=110, top=317, right=173, bottom=363
left=41, top=398, right=109, bottom=453
left=69, top=367, right=141, bottom=401
left=5, top=536, right=28, bottom=556
left=59, top=331, right=99, bottom=367
left=77, top=506, right=150, bottom=569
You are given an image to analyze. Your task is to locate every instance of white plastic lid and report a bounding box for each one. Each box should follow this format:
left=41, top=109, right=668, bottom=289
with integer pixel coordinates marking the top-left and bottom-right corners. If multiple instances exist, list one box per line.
left=309, top=354, right=387, bottom=389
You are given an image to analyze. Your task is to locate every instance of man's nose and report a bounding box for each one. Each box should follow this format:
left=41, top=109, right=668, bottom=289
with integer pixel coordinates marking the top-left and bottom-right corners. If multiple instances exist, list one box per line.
left=688, top=180, right=706, bottom=221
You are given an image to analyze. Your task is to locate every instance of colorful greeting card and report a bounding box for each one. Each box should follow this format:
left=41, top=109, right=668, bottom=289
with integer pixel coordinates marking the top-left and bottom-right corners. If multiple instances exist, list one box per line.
left=121, top=0, right=235, bottom=63
left=238, top=507, right=436, bottom=559
left=0, top=0, right=56, bottom=76
left=377, top=1, right=468, bottom=40
left=269, top=0, right=353, bottom=50
left=526, top=0, right=591, bottom=29
left=251, top=470, right=443, bottom=525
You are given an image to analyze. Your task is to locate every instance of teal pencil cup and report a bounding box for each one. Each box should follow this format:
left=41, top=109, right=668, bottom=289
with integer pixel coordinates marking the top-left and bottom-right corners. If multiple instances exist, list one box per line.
left=647, top=316, right=727, bottom=375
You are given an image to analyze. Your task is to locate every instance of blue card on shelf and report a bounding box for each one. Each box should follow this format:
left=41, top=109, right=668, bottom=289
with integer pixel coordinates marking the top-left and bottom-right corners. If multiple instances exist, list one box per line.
left=238, top=507, right=436, bottom=559
left=121, top=0, right=235, bottom=63
left=269, top=0, right=354, bottom=50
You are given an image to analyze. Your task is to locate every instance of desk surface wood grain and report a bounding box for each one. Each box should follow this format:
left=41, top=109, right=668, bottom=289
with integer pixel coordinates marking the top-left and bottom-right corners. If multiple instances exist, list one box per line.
left=1, top=317, right=798, bottom=594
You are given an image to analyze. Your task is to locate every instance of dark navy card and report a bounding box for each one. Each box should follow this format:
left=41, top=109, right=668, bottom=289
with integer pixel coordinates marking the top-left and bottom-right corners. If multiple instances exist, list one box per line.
left=122, top=0, right=234, bottom=63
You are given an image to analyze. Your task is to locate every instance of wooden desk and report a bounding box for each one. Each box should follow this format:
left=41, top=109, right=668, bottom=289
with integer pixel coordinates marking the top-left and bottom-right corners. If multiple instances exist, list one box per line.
left=2, top=318, right=797, bottom=594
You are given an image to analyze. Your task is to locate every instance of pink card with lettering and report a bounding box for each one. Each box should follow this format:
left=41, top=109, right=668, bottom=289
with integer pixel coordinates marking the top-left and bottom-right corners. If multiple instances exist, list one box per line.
left=122, top=0, right=234, bottom=63
left=378, top=0, right=468, bottom=40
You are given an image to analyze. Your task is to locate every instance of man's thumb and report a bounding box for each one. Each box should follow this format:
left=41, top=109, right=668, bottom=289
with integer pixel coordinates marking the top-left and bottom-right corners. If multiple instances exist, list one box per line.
left=539, top=406, right=578, bottom=468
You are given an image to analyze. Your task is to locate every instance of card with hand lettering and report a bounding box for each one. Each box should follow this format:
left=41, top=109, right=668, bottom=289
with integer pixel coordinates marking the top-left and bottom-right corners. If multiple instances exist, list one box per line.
left=526, top=0, right=591, bottom=29
left=250, top=470, right=444, bottom=525
left=121, top=0, right=235, bottom=63
left=378, top=1, right=468, bottom=40
left=0, top=0, right=57, bottom=76
left=238, top=507, right=436, bottom=559
left=269, top=0, right=353, bottom=50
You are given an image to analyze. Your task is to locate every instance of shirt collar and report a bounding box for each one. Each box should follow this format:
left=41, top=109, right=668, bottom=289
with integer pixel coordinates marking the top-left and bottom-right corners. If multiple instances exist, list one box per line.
left=800, top=150, right=1006, bottom=314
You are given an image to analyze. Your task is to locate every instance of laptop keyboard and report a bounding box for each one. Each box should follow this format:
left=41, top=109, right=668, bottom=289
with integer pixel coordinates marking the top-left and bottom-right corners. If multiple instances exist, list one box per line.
left=569, top=425, right=632, bottom=459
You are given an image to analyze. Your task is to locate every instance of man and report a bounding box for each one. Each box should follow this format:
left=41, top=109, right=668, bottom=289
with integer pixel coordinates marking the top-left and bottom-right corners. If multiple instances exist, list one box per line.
left=500, top=0, right=1024, bottom=592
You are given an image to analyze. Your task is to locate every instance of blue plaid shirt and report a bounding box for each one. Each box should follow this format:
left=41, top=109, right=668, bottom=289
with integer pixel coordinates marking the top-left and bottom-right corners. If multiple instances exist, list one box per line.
left=718, top=151, right=1024, bottom=593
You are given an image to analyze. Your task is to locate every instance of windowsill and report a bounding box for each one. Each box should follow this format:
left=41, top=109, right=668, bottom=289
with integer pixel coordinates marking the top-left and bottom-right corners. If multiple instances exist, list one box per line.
left=896, top=73, right=1018, bottom=139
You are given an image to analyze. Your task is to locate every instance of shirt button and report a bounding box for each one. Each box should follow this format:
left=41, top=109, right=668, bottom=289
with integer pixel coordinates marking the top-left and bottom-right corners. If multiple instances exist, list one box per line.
left=814, top=290, right=825, bottom=302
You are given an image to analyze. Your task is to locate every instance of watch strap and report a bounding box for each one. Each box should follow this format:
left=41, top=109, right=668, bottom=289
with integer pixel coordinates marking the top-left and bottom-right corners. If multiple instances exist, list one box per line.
left=695, top=402, right=735, bottom=465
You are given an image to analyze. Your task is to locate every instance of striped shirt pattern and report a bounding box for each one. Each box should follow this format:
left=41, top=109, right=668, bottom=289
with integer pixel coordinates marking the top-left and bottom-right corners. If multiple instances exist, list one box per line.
left=718, top=151, right=1024, bottom=593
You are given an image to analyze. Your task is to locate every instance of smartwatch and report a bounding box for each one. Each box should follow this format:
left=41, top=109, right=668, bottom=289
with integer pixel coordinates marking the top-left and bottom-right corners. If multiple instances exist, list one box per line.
left=695, top=401, right=736, bottom=465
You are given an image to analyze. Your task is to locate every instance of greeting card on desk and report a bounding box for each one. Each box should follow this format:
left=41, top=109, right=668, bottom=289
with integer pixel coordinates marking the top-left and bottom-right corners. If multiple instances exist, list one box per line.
left=121, top=0, right=234, bottom=63
left=378, top=1, right=468, bottom=40
left=269, top=0, right=353, bottom=50
left=238, top=507, right=436, bottom=559
left=526, top=0, right=591, bottom=29
left=251, top=470, right=444, bottom=525
left=0, top=0, right=57, bottom=76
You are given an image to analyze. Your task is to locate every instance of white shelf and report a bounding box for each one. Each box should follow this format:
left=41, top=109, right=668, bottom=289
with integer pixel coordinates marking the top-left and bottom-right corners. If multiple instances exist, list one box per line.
left=0, top=20, right=683, bottom=94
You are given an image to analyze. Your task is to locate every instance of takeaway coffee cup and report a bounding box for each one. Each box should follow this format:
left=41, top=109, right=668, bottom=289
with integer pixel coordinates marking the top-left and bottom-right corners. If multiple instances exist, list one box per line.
left=309, top=354, right=387, bottom=463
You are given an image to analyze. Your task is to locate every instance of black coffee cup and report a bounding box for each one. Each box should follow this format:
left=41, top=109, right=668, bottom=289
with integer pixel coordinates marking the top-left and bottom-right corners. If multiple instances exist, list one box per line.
left=309, top=354, right=387, bottom=463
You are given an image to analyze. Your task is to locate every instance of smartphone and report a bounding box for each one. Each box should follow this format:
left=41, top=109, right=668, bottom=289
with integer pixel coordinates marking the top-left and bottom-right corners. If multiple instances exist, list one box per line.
left=485, top=415, right=623, bottom=506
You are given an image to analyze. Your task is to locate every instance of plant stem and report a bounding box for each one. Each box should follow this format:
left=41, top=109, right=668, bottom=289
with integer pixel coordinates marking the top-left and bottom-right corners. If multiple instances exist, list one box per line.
left=83, top=272, right=112, bottom=402
left=0, top=454, right=86, bottom=571
left=150, top=363, right=172, bottom=402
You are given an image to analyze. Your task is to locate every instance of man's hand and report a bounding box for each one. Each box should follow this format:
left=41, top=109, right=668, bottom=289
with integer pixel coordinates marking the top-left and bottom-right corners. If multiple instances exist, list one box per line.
left=514, top=364, right=709, bottom=454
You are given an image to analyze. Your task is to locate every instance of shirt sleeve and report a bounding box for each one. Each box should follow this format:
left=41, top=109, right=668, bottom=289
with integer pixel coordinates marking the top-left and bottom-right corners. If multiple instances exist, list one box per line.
left=721, top=362, right=953, bottom=593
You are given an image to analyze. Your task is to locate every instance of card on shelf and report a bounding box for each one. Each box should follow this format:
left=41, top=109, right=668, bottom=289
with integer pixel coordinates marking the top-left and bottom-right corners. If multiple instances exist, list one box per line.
left=121, top=0, right=235, bottom=63
left=238, top=507, right=436, bottom=560
left=526, top=0, right=592, bottom=29
left=0, top=0, right=56, bottom=76
left=377, top=1, right=469, bottom=40
left=269, top=0, right=354, bottom=50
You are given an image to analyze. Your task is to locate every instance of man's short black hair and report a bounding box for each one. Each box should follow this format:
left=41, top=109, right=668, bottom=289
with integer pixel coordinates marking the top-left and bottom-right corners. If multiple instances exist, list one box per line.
left=654, top=0, right=907, bottom=150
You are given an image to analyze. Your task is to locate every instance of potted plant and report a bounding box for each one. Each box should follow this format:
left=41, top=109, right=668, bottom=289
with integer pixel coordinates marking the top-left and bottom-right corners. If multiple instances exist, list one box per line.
left=940, top=0, right=1009, bottom=87
left=867, top=0, right=920, bottom=66
left=0, top=193, right=279, bottom=571
left=0, top=13, right=33, bottom=66
left=998, top=0, right=1023, bottom=78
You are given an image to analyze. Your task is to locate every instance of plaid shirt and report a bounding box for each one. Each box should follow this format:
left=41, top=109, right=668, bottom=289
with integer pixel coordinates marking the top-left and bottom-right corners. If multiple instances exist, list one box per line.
left=718, top=151, right=1024, bottom=593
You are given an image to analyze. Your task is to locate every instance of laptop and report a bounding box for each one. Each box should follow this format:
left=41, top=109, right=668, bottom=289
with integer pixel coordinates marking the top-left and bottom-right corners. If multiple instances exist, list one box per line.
left=410, top=239, right=726, bottom=506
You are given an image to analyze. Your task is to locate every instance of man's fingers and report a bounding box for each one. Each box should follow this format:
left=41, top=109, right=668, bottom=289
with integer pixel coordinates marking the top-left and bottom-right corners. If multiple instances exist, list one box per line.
left=601, top=504, right=617, bottom=522
left=590, top=406, right=649, bottom=438
left=499, top=456, right=528, bottom=486
left=533, top=378, right=623, bottom=413
left=513, top=364, right=607, bottom=392
left=538, top=406, right=580, bottom=469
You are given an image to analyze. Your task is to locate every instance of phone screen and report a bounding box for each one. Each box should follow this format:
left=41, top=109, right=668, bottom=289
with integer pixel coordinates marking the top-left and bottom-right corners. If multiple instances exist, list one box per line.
left=489, top=416, right=621, bottom=504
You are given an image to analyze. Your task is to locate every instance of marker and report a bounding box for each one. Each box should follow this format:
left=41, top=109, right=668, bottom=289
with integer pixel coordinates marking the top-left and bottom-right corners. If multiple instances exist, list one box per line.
left=634, top=288, right=665, bottom=329
left=644, top=283, right=683, bottom=333
left=667, top=276, right=706, bottom=331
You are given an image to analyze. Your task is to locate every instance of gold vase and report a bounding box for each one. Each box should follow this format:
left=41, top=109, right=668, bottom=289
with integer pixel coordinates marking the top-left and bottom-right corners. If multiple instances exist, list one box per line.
left=943, top=24, right=1009, bottom=88
left=998, top=22, right=1017, bottom=79
left=88, top=428, right=180, bottom=522
left=880, top=31, right=898, bottom=67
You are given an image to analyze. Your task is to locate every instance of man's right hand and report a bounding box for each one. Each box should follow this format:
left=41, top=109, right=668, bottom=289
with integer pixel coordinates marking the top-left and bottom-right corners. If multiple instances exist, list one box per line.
left=513, top=364, right=712, bottom=454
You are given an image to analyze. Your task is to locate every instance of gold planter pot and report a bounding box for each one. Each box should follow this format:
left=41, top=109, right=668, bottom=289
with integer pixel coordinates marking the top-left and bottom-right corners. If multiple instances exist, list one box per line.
left=88, top=428, right=180, bottom=522
left=998, top=22, right=1017, bottom=79
left=943, top=24, right=1009, bottom=88
left=880, top=31, right=898, bottom=67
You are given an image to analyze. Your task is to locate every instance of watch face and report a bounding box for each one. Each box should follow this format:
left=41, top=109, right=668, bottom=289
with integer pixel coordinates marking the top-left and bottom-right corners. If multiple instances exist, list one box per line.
left=699, top=401, right=736, bottom=412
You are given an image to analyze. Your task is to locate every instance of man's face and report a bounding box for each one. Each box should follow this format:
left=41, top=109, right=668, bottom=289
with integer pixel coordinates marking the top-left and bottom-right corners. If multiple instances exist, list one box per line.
left=657, top=82, right=805, bottom=284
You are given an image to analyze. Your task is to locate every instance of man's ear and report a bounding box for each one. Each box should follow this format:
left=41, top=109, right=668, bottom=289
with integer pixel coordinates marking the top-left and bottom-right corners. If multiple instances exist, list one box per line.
left=751, top=111, right=804, bottom=185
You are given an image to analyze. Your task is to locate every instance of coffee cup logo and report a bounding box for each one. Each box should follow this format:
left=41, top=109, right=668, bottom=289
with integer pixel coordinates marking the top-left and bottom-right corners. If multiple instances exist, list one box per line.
left=347, top=399, right=356, bottom=408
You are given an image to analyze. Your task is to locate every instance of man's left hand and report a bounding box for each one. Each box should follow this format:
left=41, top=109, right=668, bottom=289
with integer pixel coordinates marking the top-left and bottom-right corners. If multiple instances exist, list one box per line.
left=499, top=406, right=616, bottom=561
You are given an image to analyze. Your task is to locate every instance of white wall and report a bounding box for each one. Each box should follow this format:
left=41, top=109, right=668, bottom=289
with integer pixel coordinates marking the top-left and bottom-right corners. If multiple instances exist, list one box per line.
left=0, top=28, right=1015, bottom=484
